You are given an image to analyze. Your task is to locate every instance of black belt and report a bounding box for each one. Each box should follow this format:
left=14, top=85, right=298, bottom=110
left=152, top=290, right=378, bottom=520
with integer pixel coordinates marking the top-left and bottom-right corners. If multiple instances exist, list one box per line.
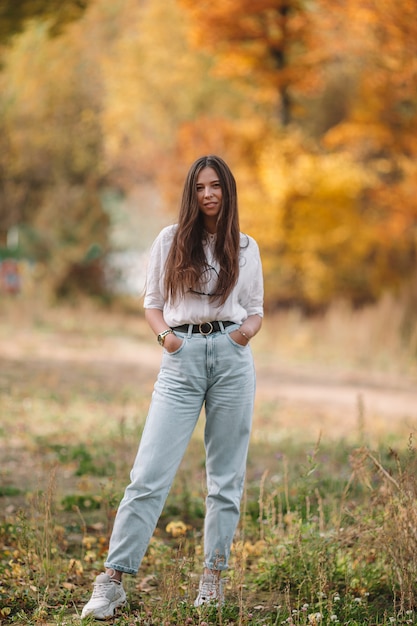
left=172, top=321, right=235, bottom=335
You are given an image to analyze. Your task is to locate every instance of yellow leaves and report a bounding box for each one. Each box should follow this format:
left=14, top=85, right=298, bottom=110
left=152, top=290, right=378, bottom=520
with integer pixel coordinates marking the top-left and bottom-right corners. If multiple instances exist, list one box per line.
left=67, top=558, right=83, bottom=577
left=0, top=606, right=12, bottom=617
left=211, top=48, right=260, bottom=80
left=81, top=534, right=109, bottom=563
left=233, top=539, right=268, bottom=559
left=292, top=154, right=370, bottom=206
left=82, top=535, right=98, bottom=550
left=238, top=130, right=390, bottom=307
left=165, top=520, right=189, bottom=538
left=324, top=121, right=394, bottom=156
left=6, top=559, right=24, bottom=579
left=258, top=141, right=289, bottom=206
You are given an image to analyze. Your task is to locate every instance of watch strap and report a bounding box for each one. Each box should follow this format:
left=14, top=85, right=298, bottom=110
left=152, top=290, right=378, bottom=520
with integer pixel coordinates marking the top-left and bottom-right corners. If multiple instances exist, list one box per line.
left=157, top=328, right=173, bottom=346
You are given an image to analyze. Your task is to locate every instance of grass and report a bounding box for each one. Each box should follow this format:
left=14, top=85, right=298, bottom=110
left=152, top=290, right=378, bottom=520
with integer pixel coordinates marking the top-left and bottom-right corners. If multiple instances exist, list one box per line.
left=1, top=295, right=417, bottom=625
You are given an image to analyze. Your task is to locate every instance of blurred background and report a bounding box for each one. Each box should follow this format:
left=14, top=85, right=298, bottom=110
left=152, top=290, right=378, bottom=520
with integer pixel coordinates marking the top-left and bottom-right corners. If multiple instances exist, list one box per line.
left=0, top=0, right=416, bottom=369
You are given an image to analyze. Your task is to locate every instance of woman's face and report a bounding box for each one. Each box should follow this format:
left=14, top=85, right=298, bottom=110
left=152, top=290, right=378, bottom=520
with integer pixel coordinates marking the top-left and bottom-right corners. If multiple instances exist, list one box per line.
left=196, top=167, right=223, bottom=233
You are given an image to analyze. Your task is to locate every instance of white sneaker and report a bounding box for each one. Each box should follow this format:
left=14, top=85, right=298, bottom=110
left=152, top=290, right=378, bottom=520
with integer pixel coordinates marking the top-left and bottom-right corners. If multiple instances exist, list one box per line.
left=81, top=573, right=126, bottom=619
left=194, top=574, right=224, bottom=607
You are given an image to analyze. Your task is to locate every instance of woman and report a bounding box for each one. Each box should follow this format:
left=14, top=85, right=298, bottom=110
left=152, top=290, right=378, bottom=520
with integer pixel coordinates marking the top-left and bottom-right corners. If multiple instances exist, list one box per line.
left=81, top=155, right=264, bottom=619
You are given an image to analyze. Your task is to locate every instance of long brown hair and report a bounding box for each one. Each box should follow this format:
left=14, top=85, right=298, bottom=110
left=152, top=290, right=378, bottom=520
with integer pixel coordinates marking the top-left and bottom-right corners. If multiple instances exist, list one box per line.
left=164, top=155, right=240, bottom=306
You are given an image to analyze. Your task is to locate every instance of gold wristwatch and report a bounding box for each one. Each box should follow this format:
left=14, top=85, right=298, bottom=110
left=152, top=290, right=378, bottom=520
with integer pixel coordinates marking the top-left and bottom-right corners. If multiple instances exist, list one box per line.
left=157, top=328, right=173, bottom=346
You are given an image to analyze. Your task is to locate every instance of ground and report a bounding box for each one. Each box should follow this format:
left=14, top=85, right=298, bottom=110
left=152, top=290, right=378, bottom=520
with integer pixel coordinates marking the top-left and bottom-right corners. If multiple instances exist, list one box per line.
left=1, top=301, right=417, bottom=624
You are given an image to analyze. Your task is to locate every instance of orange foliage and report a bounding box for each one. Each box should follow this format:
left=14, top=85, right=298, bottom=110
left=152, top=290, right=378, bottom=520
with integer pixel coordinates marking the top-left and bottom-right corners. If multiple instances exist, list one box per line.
left=1, top=0, right=416, bottom=308
left=180, top=0, right=315, bottom=124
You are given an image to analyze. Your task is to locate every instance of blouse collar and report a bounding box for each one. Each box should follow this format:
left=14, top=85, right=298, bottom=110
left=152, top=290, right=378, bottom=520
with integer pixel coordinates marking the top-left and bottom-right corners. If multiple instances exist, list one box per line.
left=203, top=230, right=217, bottom=244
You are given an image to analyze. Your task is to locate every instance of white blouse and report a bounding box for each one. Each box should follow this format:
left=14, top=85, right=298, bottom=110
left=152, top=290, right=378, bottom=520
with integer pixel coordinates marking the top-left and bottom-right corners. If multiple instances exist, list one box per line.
left=144, top=224, right=264, bottom=327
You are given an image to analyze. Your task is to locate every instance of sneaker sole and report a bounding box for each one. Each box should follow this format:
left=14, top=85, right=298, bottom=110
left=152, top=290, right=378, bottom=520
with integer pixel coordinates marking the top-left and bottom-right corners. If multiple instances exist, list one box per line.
left=81, top=599, right=126, bottom=620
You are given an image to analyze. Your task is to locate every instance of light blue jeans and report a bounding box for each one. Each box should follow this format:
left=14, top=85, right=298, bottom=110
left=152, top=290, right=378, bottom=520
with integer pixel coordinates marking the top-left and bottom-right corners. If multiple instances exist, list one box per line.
left=105, top=322, right=256, bottom=574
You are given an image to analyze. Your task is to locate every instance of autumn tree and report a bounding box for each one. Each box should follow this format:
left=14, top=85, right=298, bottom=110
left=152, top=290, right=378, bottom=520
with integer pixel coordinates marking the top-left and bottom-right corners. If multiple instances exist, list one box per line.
left=319, top=0, right=417, bottom=309
left=0, top=0, right=246, bottom=296
left=0, top=13, right=109, bottom=296
left=99, top=0, right=247, bottom=191
left=180, top=0, right=315, bottom=127
left=180, top=0, right=417, bottom=312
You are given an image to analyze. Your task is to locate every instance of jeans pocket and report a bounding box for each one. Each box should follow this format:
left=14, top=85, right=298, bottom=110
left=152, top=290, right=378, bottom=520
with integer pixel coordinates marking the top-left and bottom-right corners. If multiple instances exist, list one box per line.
left=164, top=337, right=186, bottom=356
left=225, top=332, right=249, bottom=350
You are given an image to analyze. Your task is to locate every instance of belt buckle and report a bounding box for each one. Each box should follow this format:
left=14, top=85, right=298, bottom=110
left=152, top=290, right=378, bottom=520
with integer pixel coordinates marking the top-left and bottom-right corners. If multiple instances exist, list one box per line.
left=199, top=322, right=213, bottom=335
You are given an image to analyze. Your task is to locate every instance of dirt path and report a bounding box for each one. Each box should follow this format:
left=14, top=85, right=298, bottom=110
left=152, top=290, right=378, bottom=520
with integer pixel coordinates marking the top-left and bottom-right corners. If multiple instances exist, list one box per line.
left=255, top=362, right=417, bottom=440
left=256, top=358, right=417, bottom=416
left=2, top=326, right=416, bottom=441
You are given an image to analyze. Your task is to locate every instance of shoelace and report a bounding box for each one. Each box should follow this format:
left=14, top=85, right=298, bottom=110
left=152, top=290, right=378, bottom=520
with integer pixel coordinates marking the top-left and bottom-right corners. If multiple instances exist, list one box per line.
left=91, top=580, right=117, bottom=599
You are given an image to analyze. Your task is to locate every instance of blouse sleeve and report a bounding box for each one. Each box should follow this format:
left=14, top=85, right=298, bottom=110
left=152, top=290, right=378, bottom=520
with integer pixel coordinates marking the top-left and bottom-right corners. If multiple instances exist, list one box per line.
left=239, top=236, right=264, bottom=318
left=143, top=227, right=171, bottom=310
